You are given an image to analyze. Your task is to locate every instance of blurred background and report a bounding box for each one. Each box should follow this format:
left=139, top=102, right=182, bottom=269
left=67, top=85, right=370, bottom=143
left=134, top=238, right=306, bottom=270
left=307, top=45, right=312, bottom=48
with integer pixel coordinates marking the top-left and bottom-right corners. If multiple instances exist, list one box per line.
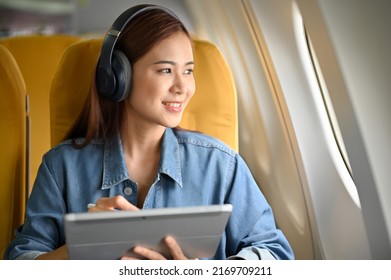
left=0, top=0, right=194, bottom=37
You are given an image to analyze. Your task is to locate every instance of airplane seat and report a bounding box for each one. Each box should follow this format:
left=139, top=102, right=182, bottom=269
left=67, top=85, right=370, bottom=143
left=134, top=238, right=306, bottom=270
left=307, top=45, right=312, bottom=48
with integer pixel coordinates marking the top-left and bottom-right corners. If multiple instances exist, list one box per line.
left=0, top=35, right=81, bottom=193
left=50, top=38, right=238, bottom=151
left=0, top=45, right=27, bottom=259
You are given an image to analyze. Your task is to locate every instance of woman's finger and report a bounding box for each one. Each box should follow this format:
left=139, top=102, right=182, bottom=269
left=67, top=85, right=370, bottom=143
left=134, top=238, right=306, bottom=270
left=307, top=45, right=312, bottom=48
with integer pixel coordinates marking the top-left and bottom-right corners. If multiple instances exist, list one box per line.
left=132, top=246, right=166, bottom=260
left=95, top=195, right=139, bottom=211
left=164, top=236, right=188, bottom=260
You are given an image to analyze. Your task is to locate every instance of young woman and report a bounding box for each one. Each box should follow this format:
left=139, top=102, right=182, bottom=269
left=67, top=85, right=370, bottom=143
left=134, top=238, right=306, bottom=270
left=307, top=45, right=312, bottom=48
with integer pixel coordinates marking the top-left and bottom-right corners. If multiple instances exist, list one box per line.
left=4, top=5, right=294, bottom=260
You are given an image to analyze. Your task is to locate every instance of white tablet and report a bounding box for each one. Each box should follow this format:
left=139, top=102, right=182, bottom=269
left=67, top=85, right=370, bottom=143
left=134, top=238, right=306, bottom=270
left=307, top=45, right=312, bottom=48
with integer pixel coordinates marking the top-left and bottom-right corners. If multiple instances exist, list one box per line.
left=64, top=204, right=232, bottom=260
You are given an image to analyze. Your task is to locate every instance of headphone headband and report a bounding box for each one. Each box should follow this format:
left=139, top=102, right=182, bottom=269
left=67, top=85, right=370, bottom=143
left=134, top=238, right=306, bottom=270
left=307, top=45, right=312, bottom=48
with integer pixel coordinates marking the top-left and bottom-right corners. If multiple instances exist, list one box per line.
left=96, top=4, right=181, bottom=102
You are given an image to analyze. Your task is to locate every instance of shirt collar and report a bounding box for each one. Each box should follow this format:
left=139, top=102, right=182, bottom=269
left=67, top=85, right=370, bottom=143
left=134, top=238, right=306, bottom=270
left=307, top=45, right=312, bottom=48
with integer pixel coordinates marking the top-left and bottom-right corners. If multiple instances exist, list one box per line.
left=101, top=133, right=129, bottom=189
left=101, top=128, right=183, bottom=189
left=159, top=128, right=183, bottom=188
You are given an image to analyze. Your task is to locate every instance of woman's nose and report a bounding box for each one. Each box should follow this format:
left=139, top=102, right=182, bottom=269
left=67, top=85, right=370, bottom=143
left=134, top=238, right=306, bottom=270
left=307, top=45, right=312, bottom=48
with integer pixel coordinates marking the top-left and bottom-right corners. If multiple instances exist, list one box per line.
left=170, top=74, right=186, bottom=94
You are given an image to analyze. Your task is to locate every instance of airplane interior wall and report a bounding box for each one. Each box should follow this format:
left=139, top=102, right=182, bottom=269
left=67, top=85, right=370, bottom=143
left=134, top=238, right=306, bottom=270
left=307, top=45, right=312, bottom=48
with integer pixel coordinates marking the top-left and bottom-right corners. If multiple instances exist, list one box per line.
left=74, top=0, right=194, bottom=35
left=186, top=0, right=316, bottom=259
left=186, top=0, right=390, bottom=259
left=298, top=0, right=391, bottom=259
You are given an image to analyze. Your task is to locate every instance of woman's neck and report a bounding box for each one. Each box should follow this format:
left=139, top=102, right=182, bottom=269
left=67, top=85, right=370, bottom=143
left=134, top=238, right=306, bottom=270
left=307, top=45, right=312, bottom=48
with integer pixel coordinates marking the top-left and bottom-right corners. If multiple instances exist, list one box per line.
left=120, top=122, right=165, bottom=208
left=120, top=123, right=165, bottom=158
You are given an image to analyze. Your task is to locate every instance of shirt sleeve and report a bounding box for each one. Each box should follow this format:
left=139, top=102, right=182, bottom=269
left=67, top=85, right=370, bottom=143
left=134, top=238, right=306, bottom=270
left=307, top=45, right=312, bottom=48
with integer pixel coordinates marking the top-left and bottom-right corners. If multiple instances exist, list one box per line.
left=224, top=154, right=294, bottom=260
left=4, top=153, right=66, bottom=260
left=227, top=247, right=276, bottom=260
left=14, top=251, right=45, bottom=260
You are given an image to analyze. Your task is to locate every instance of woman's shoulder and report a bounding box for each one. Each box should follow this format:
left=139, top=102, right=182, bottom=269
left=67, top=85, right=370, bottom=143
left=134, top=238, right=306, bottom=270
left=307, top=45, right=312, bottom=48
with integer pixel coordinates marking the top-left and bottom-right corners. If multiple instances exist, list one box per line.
left=44, top=137, right=104, bottom=159
left=172, top=128, right=237, bottom=157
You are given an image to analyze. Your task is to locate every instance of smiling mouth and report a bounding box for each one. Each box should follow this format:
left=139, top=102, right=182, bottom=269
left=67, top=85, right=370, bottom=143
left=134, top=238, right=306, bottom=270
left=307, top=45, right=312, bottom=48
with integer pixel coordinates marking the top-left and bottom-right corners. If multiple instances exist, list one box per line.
left=162, top=102, right=181, bottom=108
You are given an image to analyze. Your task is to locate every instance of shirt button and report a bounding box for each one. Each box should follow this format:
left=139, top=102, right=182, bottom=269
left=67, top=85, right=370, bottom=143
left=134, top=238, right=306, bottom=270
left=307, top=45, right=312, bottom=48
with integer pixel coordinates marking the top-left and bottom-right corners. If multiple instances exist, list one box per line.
left=124, top=187, right=133, bottom=196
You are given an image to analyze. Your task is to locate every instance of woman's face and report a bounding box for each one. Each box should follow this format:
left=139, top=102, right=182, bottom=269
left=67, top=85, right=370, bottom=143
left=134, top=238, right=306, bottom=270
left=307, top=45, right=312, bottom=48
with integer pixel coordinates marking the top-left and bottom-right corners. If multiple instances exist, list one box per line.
left=127, top=32, right=195, bottom=129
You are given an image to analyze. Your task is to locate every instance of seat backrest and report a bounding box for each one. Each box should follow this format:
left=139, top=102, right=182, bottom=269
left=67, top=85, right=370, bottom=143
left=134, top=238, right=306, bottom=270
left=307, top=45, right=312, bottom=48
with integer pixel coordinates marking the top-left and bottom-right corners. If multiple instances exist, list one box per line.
left=50, top=38, right=238, bottom=151
left=0, top=45, right=27, bottom=259
left=0, top=35, right=80, bottom=192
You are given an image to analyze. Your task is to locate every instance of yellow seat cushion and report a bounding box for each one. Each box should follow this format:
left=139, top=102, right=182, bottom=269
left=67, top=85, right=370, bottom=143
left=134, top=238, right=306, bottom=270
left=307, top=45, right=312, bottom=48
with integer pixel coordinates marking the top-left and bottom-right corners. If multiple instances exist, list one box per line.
left=184, top=39, right=238, bottom=150
left=0, top=45, right=26, bottom=258
left=0, top=35, right=80, bottom=190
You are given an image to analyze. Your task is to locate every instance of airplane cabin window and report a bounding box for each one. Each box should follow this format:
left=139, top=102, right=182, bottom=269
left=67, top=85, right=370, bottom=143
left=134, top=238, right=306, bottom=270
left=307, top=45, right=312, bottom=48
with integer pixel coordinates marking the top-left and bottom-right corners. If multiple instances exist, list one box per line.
left=244, top=0, right=372, bottom=259
left=304, top=31, right=360, bottom=208
left=305, top=32, right=352, bottom=177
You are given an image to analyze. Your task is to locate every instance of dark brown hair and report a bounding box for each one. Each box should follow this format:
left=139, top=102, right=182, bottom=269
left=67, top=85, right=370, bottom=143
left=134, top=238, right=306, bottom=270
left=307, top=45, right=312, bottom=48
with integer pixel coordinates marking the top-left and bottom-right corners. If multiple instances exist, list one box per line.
left=65, top=8, right=190, bottom=148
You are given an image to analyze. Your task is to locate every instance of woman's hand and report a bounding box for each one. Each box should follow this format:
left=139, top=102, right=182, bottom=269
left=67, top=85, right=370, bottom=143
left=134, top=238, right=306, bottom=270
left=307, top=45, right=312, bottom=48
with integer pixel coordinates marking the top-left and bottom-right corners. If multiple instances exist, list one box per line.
left=121, top=236, right=192, bottom=260
left=88, top=195, right=139, bottom=212
left=88, top=198, right=190, bottom=260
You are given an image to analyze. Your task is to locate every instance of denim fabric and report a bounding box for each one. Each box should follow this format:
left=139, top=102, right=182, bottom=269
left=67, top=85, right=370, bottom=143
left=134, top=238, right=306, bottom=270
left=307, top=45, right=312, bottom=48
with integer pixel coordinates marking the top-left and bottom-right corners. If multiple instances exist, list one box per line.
left=5, top=128, right=294, bottom=260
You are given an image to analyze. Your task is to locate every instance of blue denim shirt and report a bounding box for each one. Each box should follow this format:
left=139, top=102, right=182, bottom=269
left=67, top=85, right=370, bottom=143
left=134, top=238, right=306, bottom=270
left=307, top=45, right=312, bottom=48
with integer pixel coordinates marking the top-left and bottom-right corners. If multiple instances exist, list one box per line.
left=5, top=128, right=293, bottom=260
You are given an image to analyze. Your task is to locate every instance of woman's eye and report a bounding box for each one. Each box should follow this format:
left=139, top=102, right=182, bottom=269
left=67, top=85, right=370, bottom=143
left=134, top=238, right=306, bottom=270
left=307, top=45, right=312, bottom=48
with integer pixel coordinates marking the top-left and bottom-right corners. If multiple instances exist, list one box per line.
left=184, top=69, right=194, bottom=75
left=159, top=68, right=171, bottom=74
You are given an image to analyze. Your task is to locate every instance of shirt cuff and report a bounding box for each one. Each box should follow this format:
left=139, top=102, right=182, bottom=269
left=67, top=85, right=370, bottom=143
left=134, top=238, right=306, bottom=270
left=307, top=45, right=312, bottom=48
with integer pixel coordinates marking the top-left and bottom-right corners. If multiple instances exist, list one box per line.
left=227, top=247, right=276, bottom=260
left=15, top=251, right=45, bottom=260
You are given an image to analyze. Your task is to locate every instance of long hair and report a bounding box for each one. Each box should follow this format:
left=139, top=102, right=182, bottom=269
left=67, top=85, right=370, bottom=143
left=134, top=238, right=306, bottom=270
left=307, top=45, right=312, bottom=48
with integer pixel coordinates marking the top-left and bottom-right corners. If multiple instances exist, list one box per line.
left=65, top=8, right=190, bottom=148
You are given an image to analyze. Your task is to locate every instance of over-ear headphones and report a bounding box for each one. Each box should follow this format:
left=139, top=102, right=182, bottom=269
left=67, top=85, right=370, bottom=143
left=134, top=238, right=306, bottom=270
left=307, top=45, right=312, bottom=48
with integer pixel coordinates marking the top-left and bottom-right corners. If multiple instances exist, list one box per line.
left=96, top=4, right=180, bottom=102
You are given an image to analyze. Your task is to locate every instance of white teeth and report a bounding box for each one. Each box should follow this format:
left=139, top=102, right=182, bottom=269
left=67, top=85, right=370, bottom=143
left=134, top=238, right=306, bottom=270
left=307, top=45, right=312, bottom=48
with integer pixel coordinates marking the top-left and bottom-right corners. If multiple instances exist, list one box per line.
left=164, top=102, right=181, bottom=108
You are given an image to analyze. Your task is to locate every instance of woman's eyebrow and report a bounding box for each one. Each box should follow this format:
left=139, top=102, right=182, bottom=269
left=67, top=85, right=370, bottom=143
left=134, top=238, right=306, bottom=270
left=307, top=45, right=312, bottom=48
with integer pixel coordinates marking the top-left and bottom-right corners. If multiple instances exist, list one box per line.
left=153, top=60, right=195, bottom=66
